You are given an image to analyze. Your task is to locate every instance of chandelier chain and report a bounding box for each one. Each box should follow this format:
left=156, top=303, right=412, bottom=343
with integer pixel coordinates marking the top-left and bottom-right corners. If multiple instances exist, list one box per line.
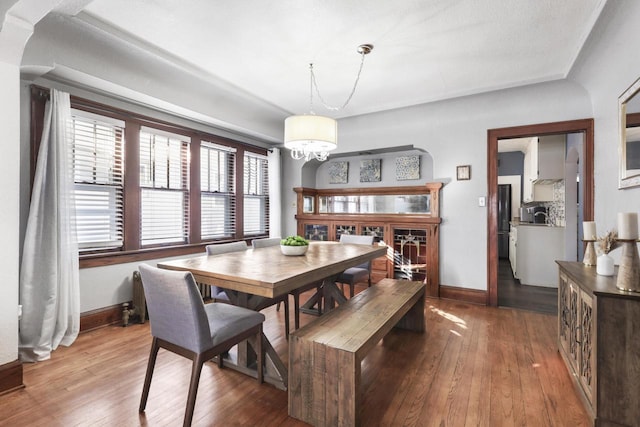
left=309, top=51, right=367, bottom=112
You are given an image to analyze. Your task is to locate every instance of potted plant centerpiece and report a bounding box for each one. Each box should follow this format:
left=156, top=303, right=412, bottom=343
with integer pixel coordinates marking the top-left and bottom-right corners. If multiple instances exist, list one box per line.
left=280, top=235, right=309, bottom=256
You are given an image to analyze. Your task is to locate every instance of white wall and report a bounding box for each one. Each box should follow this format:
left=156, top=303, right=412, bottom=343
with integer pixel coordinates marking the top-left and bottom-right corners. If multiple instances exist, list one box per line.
left=312, top=149, right=433, bottom=189
left=12, top=0, right=640, bottom=326
left=0, top=62, right=20, bottom=365
left=570, top=0, right=640, bottom=262
left=283, top=80, right=593, bottom=290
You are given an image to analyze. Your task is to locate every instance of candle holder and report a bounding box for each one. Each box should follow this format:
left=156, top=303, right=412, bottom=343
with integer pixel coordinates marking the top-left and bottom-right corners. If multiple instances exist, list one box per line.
left=583, top=240, right=597, bottom=266
left=616, top=239, right=640, bottom=293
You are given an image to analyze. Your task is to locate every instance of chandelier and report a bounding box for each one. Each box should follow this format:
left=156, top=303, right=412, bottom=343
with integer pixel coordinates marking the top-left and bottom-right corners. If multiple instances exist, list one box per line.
left=284, top=44, right=373, bottom=161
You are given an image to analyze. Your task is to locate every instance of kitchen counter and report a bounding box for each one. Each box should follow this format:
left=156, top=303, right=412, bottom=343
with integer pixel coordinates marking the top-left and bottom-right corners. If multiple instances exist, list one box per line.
left=511, top=223, right=565, bottom=287
left=510, top=220, right=564, bottom=228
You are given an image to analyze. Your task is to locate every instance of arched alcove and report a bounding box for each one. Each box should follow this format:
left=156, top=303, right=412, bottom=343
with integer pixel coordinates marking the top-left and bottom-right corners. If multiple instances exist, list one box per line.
left=300, top=147, right=433, bottom=189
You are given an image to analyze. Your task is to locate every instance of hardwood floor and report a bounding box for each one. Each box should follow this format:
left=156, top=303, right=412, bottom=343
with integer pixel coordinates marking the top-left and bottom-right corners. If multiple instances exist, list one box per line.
left=0, top=288, right=589, bottom=426
left=497, top=259, right=558, bottom=314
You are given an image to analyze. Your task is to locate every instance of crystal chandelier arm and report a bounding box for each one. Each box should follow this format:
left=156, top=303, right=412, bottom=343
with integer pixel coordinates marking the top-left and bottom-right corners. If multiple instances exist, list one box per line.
left=310, top=46, right=370, bottom=112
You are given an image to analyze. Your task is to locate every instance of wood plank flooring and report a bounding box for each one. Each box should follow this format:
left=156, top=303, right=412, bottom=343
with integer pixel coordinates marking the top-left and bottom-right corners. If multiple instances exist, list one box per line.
left=0, top=287, right=589, bottom=426
left=498, top=259, right=558, bottom=314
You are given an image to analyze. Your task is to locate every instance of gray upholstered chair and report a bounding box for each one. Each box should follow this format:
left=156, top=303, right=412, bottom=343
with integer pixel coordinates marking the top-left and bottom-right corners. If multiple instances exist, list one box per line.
left=336, top=234, right=375, bottom=298
left=205, top=241, right=249, bottom=302
left=251, top=237, right=282, bottom=249
left=138, top=264, right=264, bottom=427
left=205, top=241, right=290, bottom=337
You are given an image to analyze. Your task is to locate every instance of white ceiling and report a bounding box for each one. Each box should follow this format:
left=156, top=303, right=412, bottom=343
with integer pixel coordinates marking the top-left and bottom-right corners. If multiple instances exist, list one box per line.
left=52, top=0, right=606, bottom=122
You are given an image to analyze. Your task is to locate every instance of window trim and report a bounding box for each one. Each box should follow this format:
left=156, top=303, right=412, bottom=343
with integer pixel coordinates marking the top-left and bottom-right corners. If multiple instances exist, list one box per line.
left=29, top=85, right=269, bottom=268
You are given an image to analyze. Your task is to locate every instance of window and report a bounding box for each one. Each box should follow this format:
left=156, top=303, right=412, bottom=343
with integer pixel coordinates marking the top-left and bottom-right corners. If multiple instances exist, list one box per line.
left=32, top=87, right=271, bottom=266
left=70, top=110, right=125, bottom=251
left=243, top=152, right=269, bottom=235
left=139, top=127, right=190, bottom=246
left=201, top=142, right=236, bottom=239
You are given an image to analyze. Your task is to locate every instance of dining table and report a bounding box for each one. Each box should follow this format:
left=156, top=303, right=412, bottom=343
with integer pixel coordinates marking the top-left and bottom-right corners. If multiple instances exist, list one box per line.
left=157, top=241, right=388, bottom=390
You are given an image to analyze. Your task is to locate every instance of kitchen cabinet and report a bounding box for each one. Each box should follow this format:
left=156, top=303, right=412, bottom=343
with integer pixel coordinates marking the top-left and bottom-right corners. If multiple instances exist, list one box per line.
left=522, top=135, right=565, bottom=202
left=509, top=225, right=517, bottom=278
left=513, top=224, right=564, bottom=286
left=530, top=135, right=565, bottom=183
left=557, top=262, right=640, bottom=426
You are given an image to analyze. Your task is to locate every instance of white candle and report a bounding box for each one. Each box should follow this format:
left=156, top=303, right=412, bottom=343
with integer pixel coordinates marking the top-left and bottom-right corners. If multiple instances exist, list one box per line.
left=618, top=212, right=639, bottom=240
left=583, top=221, right=597, bottom=240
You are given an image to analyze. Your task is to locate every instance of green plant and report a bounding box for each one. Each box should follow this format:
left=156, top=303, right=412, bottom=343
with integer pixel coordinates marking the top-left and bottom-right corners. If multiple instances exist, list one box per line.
left=281, top=235, right=309, bottom=246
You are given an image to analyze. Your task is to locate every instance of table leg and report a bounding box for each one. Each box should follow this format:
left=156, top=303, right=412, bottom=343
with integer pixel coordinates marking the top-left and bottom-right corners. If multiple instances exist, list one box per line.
left=214, top=289, right=288, bottom=390
left=299, top=274, right=347, bottom=315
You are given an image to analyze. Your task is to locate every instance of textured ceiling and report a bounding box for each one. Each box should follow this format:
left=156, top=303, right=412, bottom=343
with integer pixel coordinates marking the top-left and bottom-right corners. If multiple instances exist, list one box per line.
left=69, top=0, right=606, bottom=121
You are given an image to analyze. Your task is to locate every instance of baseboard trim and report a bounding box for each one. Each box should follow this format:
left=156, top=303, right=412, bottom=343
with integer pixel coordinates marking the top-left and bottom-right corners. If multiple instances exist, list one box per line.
left=0, top=360, right=24, bottom=396
left=80, top=303, right=125, bottom=333
left=439, top=285, right=487, bottom=305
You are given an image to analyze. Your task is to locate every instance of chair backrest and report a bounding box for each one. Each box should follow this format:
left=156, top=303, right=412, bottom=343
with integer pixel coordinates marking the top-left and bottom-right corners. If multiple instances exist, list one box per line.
left=252, top=237, right=282, bottom=249
left=340, top=234, right=374, bottom=270
left=205, top=241, right=248, bottom=255
left=340, top=234, right=374, bottom=245
left=138, top=264, right=211, bottom=353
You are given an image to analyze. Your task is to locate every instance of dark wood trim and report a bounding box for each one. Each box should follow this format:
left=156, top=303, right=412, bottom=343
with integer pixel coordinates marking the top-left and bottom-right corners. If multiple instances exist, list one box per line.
left=189, top=135, right=202, bottom=244
left=123, top=121, right=141, bottom=251
left=294, top=182, right=443, bottom=218
left=487, top=118, right=595, bottom=306
left=0, top=360, right=24, bottom=396
left=439, top=285, right=487, bottom=305
left=80, top=303, right=125, bottom=332
left=627, top=112, right=640, bottom=127
left=235, top=147, right=245, bottom=239
left=79, top=242, right=217, bottom=268
left=29, top=84, right=268, bottom=268
left=295, top=213, right=442, bottom=224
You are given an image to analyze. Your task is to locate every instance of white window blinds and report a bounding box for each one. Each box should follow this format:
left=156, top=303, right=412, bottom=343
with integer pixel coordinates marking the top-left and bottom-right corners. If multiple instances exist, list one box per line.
left=139, top=127, right=190, bottom=246
left=201, top=142, right=236, bottom=239
left=70, top=110, right=125, bottom=251
left=243, top=152, right=269, bottom=236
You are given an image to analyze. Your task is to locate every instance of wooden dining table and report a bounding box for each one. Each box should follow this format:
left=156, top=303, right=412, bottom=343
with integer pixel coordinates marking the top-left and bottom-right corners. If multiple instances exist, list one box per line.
left=158, top=241, right=388, bottom=390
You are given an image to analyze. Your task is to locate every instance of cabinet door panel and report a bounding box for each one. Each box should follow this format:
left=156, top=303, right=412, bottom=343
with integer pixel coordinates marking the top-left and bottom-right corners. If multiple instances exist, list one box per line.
left=558, top=273, right=570, bottom=356
left=568, top=281, right=580, bottom=370
left=579, top=290, right=594, bottom=405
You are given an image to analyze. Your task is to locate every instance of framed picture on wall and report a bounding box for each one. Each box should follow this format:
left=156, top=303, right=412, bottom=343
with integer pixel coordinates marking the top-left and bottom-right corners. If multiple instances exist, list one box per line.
left=360, top=159, right=381, bottom=182
left=396, top=155, right=420, bottom=180
left=456, top=165, right=471, bottom=180
left=328, top=161, right=349, bottom=184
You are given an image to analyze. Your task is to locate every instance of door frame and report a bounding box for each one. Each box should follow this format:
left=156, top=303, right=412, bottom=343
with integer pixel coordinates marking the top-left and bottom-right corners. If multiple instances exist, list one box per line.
left=487, top=119, right=594, bottom=306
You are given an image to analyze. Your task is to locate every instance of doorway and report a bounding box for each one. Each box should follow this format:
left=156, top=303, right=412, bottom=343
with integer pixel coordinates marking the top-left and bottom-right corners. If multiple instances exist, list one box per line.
left=487, top=119, right=594, bottom=307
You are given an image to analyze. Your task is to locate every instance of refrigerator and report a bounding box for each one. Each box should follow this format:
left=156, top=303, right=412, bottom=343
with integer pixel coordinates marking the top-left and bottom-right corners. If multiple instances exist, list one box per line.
left=498, top=184, right=511, bottom=259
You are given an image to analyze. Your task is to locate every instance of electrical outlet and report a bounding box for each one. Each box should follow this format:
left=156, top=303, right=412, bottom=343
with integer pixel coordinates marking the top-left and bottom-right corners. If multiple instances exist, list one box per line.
left=478, top=196, right=486, bottom=207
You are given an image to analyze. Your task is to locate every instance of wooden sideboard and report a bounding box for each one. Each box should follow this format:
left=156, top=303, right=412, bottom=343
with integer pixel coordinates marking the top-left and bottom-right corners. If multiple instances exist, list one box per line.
left=294, top=183, right=442, bottom=296
left=556, top=261, right=640, bottom=427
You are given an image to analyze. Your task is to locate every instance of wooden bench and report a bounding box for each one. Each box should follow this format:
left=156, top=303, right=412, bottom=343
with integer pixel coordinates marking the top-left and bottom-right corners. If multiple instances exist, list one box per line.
left=288, top=278, right=426, bottom=427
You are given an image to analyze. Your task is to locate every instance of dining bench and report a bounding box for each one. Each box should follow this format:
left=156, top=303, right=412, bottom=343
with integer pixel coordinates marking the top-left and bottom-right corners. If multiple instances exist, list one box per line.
left=288, top=278, right=426, bottom=427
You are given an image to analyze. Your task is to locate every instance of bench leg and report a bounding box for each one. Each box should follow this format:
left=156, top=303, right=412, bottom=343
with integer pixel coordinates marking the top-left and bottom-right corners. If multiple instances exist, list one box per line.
left=327, top=348, right=360, bottom=427
left=395, top=288, right=425, bottom=332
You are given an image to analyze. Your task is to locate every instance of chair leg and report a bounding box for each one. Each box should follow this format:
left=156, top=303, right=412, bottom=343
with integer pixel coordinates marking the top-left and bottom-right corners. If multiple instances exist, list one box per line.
left=316, top=285, right=323, bottom=315
left=283, top=297, right=290, bottom=338
left=184, top=354, right=206, bottom=427
left=349, top=282, right=355, bottom=298
left=257, top=328, right=264, bottom=383
left=276, top=301, right=281, bottom=311
left=293, top=293, right=301, bottom=330
left=140, top=338, right=160, bottom=412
